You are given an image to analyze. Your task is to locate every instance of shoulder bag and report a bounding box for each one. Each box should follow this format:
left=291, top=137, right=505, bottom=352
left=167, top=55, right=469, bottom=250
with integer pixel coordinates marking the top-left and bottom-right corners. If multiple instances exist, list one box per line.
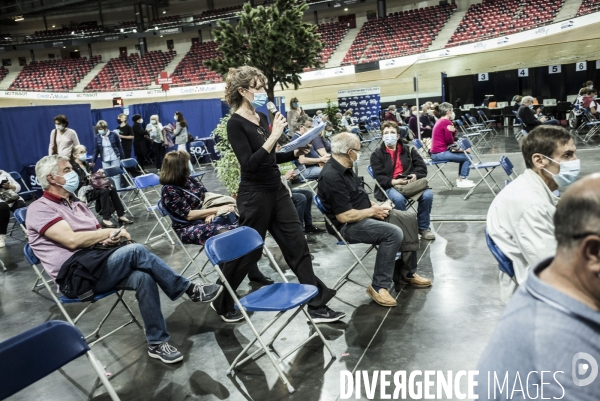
left=90, top=171, right=111, bottom=190
left=0, top=189, right=20, bottom=203
left=51, top=129, right=58, bottom=155
left=392, top=146, right=429, bottom=198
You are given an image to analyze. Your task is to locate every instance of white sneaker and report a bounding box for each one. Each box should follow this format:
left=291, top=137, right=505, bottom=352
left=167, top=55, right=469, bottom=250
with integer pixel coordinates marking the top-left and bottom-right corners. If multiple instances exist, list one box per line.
left=456, top=179, right=476, bottom=188
left=0, top=235, right=5, bottom=248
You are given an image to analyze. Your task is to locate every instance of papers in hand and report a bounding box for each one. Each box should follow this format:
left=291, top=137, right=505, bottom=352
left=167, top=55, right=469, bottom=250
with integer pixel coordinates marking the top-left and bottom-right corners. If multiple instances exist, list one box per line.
left=278, top=122, right=326, bottom=153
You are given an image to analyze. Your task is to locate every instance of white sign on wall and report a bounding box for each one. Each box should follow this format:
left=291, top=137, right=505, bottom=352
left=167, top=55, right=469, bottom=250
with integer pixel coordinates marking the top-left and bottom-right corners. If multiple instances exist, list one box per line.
left=478, top=73, right=489, bottom=81
left=596, top=60, right=600, bottom=69
left=575, top=61, right=587, bottom=71
left=518, top=68, right=529, bottom=77
left=549, top=65, right=561, bottom=74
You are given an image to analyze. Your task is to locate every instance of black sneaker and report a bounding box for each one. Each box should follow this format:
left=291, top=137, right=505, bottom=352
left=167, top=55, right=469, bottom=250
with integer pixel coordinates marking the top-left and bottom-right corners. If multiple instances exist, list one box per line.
left=210, top=303, right=245, bottom=323
left=307, top=306, right=346, bottom=323
left=305, top=224, right=326, bottom=234
left=188, top=283, right=223, bottom=303
left=148, top=342, right=183, bottom=364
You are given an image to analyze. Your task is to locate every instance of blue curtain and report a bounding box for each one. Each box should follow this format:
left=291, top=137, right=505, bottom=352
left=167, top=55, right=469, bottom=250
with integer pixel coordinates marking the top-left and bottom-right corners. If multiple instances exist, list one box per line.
left=156, top=98, right=222, bottom=140
left=0, top=104, right=94, bottom=175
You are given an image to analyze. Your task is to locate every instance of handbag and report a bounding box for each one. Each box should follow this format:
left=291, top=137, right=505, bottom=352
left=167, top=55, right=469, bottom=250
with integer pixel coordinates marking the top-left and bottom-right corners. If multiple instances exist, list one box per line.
left=187, top=133, right=194, bottom=143
left=447, top=143, right=462, bottom=153
left=90, top=171, right=111, bottom=190
left=50, top=129, right=58, bottom=155
left=394, top=178, right=428, bottom=198
left=0, top=189, right=20, bottom=203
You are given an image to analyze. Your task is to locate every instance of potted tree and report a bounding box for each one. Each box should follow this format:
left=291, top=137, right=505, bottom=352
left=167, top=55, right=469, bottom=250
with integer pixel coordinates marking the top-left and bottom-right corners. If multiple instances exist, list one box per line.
left=212, top=114, right=240, bottom=197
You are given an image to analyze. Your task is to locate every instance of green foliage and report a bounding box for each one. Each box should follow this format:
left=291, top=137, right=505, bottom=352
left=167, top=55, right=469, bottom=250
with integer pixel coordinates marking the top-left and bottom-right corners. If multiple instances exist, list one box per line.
left=212, top=114, right=240, bottom=196
left=204, top=0, right=324, bottom=101
left=324, top=99, right=342, bottom=131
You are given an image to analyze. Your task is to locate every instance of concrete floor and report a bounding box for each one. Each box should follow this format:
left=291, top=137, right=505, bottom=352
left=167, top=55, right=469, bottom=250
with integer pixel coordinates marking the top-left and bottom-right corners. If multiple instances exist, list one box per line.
left=1, top=127, right=599, bottom=400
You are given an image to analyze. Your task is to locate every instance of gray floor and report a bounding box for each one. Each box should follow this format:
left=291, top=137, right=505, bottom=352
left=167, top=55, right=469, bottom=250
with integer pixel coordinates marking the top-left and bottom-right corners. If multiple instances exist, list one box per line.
left=1, top=127, right=599, bottom=400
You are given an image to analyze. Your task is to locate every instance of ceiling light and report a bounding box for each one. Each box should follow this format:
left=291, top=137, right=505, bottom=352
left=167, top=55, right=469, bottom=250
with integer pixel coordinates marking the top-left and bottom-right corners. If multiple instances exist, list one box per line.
left=13, top=15, right=24, bottom=21
left=160, top=35, right=163, bottom=37
left=163, top=10, right=167, bottom=14
left=74, top=49, right=79, bottom=52
left=120, top=28, right=124, bottom=32
left=133, top=29, right=137, bottom=33
left=52, top=24, right=55, bottom=28
left=154, top=26, right=158, bottom=30
left=71, top=31, right=75, bottom=34
left=344, top=7, right=348, bottom=11
left=63, top=46, right=66, bottom=48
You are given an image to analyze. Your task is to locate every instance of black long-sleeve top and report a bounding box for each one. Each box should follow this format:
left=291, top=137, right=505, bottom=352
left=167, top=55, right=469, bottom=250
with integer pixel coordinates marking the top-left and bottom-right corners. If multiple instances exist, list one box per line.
left=227, top=112, right=297, bottom=192
left=517, top=105, right=542, bottom=132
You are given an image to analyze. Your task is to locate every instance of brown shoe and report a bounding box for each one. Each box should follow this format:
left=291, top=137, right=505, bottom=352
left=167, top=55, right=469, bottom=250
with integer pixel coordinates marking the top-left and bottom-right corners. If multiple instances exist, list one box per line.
left=401, top=273, right=432, bottom=288
left=366, top=286, right=397, bottom=307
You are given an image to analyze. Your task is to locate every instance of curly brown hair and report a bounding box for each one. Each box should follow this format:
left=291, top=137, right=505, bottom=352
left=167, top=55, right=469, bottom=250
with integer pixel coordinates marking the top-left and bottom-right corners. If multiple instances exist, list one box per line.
left=381, top=121, right=399, bottom=134
left=160, top=150, right=191, bottom=187
left=224, top=66, right=267, bottom=110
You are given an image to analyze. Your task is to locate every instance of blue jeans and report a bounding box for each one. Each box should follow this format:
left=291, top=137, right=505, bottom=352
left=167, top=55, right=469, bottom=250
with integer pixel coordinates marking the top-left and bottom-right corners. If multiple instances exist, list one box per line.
left=292, top=188, right=313, bottom=227
left=386, top=187, right=433, bottom=231
left=398, top=126, right=409, bottom=139
left=94, top=244, right=190, bottom=345
left=295, top=165, right=322, bottom=181
left=341, top=217, right=403, bottom=289
left=431, top=151, right=471, bottom=179
left=102, top=159, right=121, bottom=189
left=542, top=119, right=559, bottom=126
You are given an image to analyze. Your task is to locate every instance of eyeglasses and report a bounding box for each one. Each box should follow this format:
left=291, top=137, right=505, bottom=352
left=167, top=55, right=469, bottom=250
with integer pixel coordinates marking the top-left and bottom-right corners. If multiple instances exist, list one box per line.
left=572, top=232, right=600, bottom=239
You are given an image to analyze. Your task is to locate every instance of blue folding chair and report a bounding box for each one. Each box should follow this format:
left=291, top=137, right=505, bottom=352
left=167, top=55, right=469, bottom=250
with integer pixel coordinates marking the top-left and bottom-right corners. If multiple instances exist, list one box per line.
left=457, top=137, right=503, bottom=200
left=412, top=138, right=454, bottom=190
left=132, top=174, right=174, bottom=245
left=499, top=156, right=518, bottom=181
left=203, top=226, right=336, bottom=393
left=9, top=171, right=38, bottom=200
left=313, top=194, right=376, bottom=304
left=455, top=119, right=487, bottom=149
left=484, top=229, right=517, bottom=285
left=0, top=320, right=120, bottom=400
left=477, top=109, right=498, bottom=135
left=103, top=166, right=139, bottom=213
left=119, top=158, right=146, bottom=186
left=24, top=243, right=142, bottom=347
left=154, top=200, right=211, bottom=281
left=189, top=140, right=215, bottom=170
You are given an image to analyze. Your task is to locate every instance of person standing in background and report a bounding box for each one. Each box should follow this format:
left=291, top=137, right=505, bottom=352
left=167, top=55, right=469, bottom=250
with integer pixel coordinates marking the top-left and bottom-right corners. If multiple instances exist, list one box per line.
left=132, top=114, right=149, bottom=169
left=49, top=114, right=80, bottom=157
left=146, top=115, right=166, bottom=171
left=173, top=111, right=189, bottom=153
left=92, top=120, right=125, bottom=190
left=287, top=97, right=304, bottom=135
left=0, top=169, right=26, bottom=248
left=116, top=113, right=134, bottom=159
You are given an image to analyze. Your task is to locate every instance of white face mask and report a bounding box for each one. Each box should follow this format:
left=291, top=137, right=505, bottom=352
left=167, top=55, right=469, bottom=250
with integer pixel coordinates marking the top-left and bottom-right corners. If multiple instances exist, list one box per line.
left=350, top=149, right=361, bottom=166
left=325, top=131, right=332, bottom=137
left=140, top=119, right=144, bottom=124
left=589, top=85, right=594, bottom=89
left=152, top=120, right=157, bottom=125
left=542, top=155, right=580, bottom=187
left=412, top=111, right=418, bottom=116
left=450, top=112, right=456, bottom=120
left=55, top=124, right=64, bottom=131
left=383, top=133, right=397, bottom=147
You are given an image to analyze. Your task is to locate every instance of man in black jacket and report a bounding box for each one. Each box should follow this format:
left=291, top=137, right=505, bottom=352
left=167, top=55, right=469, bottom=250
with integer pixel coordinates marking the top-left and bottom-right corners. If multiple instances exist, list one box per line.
left=370, top=121, right=435, bottom=240
left=518, top=96, right=559, bottom=132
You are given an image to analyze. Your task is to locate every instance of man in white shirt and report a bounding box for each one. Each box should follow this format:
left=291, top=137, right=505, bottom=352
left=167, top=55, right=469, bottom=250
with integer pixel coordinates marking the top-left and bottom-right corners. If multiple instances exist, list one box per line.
left=487, top=125, right=580, bottom=302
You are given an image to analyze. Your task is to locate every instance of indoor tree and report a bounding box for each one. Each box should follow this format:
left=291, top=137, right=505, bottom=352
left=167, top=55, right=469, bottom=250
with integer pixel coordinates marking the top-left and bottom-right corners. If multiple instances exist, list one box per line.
left=204, top=0, right=324, bottom=102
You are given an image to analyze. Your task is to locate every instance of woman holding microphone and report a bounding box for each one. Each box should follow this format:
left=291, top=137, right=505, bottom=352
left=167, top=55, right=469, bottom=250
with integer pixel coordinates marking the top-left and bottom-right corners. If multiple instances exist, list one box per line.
left=224, top=66, right=344, bottom=323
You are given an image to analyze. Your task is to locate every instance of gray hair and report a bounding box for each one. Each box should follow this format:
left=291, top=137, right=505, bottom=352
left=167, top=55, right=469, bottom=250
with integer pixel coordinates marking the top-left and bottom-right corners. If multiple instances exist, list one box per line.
left=439, top=102, right=453, bottom=115
left=36, top=155, right=69, bottom=190
left=522, top=96, right=535, bottom=104
left=296, top=115, right=311, bottom=131
left=331, top=132, right=360, bottom=155
left=95, top=119, right=108, bottom=129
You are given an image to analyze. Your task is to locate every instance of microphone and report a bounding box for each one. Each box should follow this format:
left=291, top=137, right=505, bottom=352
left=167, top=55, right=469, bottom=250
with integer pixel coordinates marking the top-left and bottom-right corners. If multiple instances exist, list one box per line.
left=267, top=101, right=289, bottom=135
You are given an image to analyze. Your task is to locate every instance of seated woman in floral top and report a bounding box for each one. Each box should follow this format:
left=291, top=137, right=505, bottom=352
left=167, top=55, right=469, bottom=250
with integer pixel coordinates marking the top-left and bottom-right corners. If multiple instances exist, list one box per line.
left=159, top=151, right=270, bottom=322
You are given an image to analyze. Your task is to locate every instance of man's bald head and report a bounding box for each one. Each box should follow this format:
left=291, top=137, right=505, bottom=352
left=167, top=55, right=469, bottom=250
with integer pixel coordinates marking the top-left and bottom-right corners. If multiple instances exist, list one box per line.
left=554, top=173, right=600, bottom=250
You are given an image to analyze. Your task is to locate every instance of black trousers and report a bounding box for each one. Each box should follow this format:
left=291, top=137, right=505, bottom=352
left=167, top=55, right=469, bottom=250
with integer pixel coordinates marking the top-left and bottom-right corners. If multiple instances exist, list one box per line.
left=0, top=199, right=26, bottom=235
left=152, top=142, right=166, bottom=170
left=213, top=184, right=335, bottom=314
left=87, top=187, right=125, bottom=220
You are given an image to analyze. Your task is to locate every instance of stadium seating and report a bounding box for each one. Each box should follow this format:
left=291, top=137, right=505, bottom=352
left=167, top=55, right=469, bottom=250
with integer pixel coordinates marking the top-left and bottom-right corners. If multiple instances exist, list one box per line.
left=576, top=0, right=600, bottom=16
left=0, top=67, right=7, bottom=83
left=8, top=56, right=101, bottom=92
left=446, top=0, right=565, bottom=48
left=341, top=4, right=456, bottom=66
left=150, top=15, right=182, bottom=29
left=23, top=26, right=106, bottom=43
left=170, top=42, right=222, bottom=87
left=312, top=22, right=349, bottom=69
left=194, top=5, right=243, bottom=22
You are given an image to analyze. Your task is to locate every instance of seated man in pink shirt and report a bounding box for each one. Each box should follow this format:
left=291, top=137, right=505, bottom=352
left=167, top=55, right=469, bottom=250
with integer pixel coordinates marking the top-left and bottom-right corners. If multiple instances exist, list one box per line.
left=26, top=155, right=222, bottom=364
left=429, top=102, right=474, bottom=188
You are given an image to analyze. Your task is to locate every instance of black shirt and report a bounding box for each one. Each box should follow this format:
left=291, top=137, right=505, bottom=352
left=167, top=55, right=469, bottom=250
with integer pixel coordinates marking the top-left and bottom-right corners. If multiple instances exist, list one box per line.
left=517, top=105, right=542, bottom=132
left=117, top=124, right=133, bottom=151
left=317, top=157, right=371, bottom=228
left=227, top=112, right=297, bottom=192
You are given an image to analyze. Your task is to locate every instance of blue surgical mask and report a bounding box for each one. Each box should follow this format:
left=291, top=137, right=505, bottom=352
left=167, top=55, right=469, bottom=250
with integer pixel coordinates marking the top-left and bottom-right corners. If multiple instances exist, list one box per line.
left=529, top=105, right=534, bottom=110
left=325, top=131, right=332, bottom=137
left=351, top=149, right=361, bottom=166
left=383, top=134, right=397, bottom=147
left=78, top=154, right=87, bottom=161
left=543, top=156, right=580, bottom=187
left=292, top=102, right=299, bottom=109
left=250, top=92, right=267, bottom=108
left=98, top=129, right=105, bottom=135
left=55, top=170, right=79, bottom=193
